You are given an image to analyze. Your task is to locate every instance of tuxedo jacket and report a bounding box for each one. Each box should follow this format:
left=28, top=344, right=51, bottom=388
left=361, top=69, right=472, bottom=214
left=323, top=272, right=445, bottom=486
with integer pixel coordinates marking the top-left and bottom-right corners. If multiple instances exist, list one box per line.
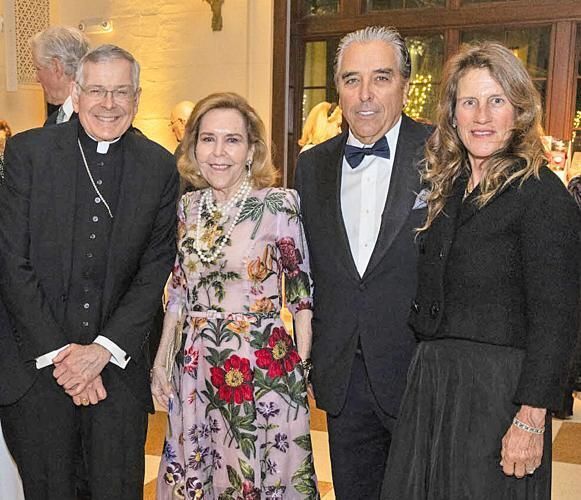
left=410, top=167, right=581, bottom=411
left=295, top=114, right=432, bottom=416
left=0, top=120, right=178, bottom=408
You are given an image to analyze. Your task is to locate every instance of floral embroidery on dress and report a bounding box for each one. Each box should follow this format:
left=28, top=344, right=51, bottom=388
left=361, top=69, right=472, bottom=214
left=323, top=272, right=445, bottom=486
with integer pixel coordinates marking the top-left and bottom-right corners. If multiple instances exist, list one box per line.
left=157, top=188, right=318, bottom=499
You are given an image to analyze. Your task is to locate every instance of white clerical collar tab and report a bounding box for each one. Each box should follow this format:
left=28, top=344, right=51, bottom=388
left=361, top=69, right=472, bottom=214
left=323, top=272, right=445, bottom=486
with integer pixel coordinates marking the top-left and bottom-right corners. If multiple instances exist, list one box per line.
left=85, top=131, right=122, bottom=154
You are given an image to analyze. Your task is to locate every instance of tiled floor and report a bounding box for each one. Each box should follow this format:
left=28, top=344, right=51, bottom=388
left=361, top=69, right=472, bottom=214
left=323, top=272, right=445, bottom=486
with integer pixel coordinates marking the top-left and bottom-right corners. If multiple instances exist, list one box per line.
left=145, top=397, right=581, bottom=499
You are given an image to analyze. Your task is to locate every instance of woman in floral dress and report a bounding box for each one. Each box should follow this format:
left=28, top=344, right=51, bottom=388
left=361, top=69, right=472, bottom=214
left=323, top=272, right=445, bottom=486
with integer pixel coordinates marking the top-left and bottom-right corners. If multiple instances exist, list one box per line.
left=152, top=93, right=318, bottom=500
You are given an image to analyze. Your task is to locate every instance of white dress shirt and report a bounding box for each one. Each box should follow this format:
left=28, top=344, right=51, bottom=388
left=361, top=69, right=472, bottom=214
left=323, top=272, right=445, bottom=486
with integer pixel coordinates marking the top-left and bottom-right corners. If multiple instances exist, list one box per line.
left=59, top=96, right=75, bottom=123
left=341, top=117, right=402, bottom=277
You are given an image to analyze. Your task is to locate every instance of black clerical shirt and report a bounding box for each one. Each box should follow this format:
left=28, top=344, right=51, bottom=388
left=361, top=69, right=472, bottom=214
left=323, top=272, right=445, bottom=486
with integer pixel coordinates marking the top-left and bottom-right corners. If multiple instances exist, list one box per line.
left=64, top=128, right=123, bottom=345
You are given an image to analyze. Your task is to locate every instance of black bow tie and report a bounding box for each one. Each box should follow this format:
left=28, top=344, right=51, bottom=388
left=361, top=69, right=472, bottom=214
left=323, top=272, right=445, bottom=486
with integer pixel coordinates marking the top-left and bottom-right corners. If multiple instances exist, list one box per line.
left=344, top=136, right=390, bottom=168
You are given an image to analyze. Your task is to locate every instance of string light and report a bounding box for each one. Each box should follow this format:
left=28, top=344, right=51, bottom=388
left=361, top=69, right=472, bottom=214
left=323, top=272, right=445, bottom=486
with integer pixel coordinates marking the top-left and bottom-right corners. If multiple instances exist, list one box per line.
left=573, top=110, right=581, bottom=130
left=404, top=74, right=433, bottom=120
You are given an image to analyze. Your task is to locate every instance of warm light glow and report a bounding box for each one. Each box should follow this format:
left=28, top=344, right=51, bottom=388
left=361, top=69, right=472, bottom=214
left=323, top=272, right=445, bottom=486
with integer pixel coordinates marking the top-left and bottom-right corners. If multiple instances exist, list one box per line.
left=404, top=74, right=432, bottom=120
left=574, top=110, right=581, bottom=130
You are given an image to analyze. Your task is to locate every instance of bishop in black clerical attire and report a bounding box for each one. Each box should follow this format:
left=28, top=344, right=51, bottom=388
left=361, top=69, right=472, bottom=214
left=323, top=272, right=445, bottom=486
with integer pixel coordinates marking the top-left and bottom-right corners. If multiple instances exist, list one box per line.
left=0, top=44, right=178, bottom=500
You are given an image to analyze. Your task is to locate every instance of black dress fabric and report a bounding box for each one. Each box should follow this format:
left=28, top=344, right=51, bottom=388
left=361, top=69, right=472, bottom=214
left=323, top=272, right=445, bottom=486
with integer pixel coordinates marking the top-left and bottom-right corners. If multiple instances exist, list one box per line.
left=381, top=168, right=580, bottom=500
left=382, top=339, right=551, bottom=500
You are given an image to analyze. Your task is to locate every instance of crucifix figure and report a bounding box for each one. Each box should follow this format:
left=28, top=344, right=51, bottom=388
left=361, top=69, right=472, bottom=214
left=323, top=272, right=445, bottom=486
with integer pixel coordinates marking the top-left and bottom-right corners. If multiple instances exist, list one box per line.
left=204, top=0, right=224, bottom=31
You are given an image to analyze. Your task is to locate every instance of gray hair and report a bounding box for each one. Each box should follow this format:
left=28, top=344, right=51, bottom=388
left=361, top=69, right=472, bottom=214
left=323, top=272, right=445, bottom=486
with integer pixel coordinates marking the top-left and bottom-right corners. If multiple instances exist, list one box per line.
left=334, top=26, right=411, bottom=87
left=76, top=44, right=141, bottom=90
left=30, top=26, right=90, bottom=78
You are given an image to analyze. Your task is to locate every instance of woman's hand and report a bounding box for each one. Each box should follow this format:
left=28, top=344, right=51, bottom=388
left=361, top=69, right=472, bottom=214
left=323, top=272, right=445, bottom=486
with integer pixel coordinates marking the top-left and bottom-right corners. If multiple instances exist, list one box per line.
left=500, top=405, right=546, bottom=478
left=151, top=365, right=173, bottom=411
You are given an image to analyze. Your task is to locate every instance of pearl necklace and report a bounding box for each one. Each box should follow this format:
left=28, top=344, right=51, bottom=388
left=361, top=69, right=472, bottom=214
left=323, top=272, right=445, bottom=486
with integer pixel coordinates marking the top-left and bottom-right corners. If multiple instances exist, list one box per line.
left=194, top=175, right=252, bottom=263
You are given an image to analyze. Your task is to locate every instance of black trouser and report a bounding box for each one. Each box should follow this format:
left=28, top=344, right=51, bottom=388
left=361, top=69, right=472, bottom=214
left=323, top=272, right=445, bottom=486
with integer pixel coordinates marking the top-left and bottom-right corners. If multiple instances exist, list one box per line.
left=0, top=365, right=147, bottom=500
left=326, top=353, right=396, bottom=500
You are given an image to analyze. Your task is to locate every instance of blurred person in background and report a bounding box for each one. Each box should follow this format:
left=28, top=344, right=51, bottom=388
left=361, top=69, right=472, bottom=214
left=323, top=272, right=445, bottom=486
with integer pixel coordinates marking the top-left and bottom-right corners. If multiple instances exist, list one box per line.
left=30, top=26, right=89, bottom=124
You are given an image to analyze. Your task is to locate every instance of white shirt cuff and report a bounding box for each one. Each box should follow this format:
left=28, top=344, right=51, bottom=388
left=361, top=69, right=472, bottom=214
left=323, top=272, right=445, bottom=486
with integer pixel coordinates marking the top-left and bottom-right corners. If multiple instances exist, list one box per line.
left=94, top=336, right=131, bottom=369
left=36, top=345, right=70, bottom=369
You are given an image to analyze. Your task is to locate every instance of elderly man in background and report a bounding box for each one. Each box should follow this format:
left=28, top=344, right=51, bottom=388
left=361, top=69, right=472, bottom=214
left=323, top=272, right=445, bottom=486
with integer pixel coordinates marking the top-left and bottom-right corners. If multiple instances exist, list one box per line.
left=169, top=99, right=195, bottom=145
left=0, top=44, right=178, bottom=499
left=30, top=26, right=90, bottom=125
left=295, top=26, right=432, bottom=499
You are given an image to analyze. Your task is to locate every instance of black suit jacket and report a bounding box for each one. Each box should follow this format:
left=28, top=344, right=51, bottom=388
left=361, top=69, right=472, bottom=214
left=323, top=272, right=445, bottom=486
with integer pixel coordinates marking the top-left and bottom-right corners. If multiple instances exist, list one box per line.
left=295, top=114, right=432, bottom=416
left=0, top=120, right=178, bottom=408
left=410, top=167, right=581, bottom=411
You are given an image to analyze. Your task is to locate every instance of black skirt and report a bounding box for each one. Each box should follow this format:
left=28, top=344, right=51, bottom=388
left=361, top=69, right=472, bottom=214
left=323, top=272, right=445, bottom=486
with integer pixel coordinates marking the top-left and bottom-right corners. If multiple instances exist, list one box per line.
left=381, top=339, right=551, bottom=500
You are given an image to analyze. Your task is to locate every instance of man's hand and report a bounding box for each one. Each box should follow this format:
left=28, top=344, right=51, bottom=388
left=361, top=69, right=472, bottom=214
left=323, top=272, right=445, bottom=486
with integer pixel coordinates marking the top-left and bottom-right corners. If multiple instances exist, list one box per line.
left=53, top=343, right=111, bottom=395
left=71, top=375, right=108, bottom=406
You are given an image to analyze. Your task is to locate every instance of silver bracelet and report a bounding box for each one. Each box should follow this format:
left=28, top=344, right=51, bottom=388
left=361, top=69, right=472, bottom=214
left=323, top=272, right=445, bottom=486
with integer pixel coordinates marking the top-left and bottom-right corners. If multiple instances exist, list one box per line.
left=512, top=416, right=545, bottom=435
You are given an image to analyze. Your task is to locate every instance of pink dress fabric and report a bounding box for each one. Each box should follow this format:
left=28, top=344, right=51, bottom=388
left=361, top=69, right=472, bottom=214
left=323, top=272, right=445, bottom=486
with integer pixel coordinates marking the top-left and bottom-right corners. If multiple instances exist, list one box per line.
left=156, top=187, right=318, bottom=499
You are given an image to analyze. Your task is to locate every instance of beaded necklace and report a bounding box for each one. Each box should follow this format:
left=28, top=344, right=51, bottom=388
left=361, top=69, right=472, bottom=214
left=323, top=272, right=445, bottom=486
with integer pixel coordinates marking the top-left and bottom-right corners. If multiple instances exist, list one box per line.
left=193, top=173, right=252, bottom=264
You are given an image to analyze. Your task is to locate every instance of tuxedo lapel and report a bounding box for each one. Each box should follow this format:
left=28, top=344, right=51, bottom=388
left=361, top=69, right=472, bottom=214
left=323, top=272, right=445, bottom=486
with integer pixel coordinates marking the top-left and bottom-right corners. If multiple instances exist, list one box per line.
left=101, top=132, right=147, bottom=315
left=53, top=121, right=79, bottom=289
left=321, top=132, right=360, bottom=283
left=363, top=115, right=424, bottom=279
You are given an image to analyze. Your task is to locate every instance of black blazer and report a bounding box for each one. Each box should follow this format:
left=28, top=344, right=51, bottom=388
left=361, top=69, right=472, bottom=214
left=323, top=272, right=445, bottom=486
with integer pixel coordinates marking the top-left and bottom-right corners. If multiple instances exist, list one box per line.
left=295, top=114, right=432, bottom=416
left=0, top=120, right=178, bottom=408
left=410, top=167, right=581, bottom=411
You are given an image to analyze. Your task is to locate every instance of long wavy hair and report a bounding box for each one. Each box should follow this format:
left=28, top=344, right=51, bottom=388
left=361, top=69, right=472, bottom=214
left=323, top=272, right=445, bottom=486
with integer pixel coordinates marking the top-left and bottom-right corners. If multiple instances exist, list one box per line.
left=178, top=92, right=278, bottom=189
left=420, top=42, right=546, bottom=231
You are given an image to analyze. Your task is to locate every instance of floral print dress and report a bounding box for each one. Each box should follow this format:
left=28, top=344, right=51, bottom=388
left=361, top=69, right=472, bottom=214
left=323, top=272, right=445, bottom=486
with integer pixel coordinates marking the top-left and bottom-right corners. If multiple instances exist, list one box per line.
left=157, top=187, right=318, bottom=500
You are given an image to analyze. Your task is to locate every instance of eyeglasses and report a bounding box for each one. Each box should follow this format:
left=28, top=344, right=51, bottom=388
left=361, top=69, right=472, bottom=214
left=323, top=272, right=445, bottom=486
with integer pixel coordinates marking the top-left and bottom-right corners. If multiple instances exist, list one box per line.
left=77, top=84, right=137, bottom=102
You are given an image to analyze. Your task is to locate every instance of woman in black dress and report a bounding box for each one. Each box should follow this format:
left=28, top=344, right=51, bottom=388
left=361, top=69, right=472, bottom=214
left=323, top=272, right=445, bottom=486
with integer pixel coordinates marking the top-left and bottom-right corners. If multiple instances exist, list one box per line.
left=382, top=42, right=580, bottom=500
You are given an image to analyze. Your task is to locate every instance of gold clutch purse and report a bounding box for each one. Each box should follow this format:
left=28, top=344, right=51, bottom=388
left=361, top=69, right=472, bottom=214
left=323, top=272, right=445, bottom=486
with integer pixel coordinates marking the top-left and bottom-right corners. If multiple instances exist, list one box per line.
left=164, top=306, right=184, bottom=382
left=280, top=274, right=294, bottom=338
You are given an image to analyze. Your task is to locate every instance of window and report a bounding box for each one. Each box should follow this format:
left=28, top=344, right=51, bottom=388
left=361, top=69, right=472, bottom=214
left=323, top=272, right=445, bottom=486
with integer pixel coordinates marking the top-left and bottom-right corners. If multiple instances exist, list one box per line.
left=461, top=27, right=550, bottom=118
left=405, top=34, right=444, bottom=123
left=303, top=39, right=340, bottom=128
left=305, top=0, right=339, bottom=15
left=367, top=0, right=445, bottom=9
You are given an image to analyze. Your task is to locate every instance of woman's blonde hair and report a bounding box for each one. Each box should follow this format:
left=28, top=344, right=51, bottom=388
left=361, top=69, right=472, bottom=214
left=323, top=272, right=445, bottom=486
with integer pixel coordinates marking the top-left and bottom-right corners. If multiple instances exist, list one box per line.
left=178, top=92, right=278, bottom=189
left=298, top=101, right=342, bottom=148
left=420, top=41, right=546, bottom=231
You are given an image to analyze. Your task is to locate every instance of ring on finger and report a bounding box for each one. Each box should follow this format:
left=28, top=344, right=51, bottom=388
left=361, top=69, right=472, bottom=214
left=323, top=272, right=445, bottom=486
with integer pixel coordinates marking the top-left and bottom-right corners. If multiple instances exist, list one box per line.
left=81, top=398, right=89, bottom=405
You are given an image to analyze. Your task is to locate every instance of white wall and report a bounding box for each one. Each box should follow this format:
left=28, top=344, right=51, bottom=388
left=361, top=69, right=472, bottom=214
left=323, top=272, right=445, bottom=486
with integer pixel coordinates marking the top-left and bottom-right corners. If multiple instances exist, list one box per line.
left=0, top=0, right=274, bottom=152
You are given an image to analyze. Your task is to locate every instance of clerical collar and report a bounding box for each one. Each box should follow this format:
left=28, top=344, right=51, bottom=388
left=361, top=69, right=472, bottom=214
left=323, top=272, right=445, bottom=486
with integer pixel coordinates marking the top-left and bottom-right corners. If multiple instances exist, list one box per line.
left=80, top=127, right=123, bottom=154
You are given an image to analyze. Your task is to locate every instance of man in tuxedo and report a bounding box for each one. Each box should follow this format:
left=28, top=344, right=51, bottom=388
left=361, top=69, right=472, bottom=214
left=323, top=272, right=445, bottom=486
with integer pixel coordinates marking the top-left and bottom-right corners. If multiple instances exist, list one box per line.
left=295, top=26, right=432, bottom=499
left=30, top=26, right=89, bottom=125
left=0, top=44, right=178, bottom=499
